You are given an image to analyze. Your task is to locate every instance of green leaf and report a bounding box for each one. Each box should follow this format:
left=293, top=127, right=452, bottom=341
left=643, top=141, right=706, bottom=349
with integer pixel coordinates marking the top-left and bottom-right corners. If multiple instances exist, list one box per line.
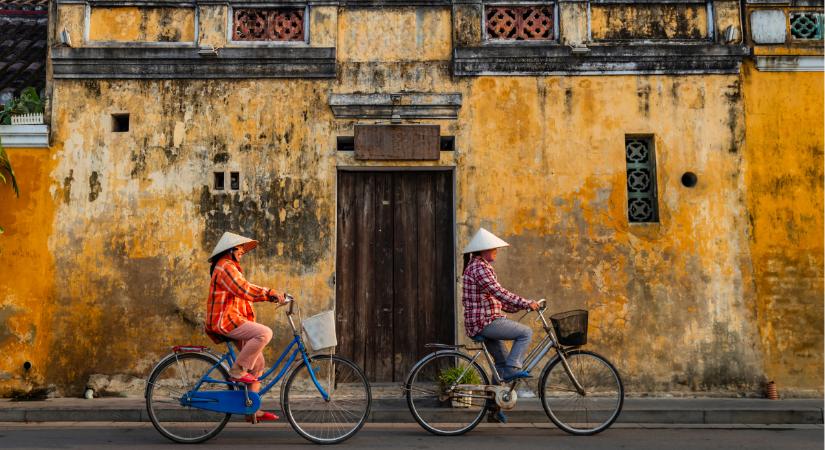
left=0, top=142, right=19, bottom=197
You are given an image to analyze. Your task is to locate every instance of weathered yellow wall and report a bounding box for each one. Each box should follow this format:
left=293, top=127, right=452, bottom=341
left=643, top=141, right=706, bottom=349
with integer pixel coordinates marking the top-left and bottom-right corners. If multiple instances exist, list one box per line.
left=0, top=148, right=56, bottom=395
left=3, top=4, right=820, bottom=396
left=742, top=61, right=824, bottom=392
left=88, top=7, right=195, bottom=43
left=591, top=4, right=708, bottom=40
left=459, top=74, right=761, bottom=393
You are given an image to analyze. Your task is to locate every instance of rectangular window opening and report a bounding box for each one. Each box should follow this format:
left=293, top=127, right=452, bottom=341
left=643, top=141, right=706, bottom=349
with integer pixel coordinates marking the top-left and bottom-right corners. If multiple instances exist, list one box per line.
left=485, top=4, right=555, bottom=41
left=625, top=136, right=659, bottom=223
left=790, top=12, right=824, bottom=40
left=440, top=136, right=455, bottom=151
left=230, top=171, right=240, bottom=190
left=214, top=172, right=225, bottom=191
left=111, top=113, right=130, bottom=132
left=232, top=8, right=305, bottom=42
left=337, top=136, right=355, bottom=151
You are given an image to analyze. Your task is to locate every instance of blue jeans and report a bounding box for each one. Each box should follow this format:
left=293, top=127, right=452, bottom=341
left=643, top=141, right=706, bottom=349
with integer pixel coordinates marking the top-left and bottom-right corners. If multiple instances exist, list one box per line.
left=478, top=318, right=533, bottom=369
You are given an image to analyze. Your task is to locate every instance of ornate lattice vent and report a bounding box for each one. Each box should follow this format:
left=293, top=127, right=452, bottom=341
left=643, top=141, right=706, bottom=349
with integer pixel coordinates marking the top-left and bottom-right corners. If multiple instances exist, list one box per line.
left=790, top=12, right=823, bottom=40
left=625, top=138, right=659, bottom=223
left=233, top=8, right=304, bottom=41
left=485, top=6, right=554, bottom=40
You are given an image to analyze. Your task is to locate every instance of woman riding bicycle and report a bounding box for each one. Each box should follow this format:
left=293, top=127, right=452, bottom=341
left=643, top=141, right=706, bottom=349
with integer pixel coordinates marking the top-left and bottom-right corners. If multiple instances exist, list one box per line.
left=463, top=228, right=539, bottom=421
left=205, top=231, right=286, bottom=423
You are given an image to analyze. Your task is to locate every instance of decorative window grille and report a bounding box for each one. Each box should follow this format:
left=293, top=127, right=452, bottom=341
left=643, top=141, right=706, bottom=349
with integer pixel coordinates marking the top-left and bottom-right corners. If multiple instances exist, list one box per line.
left=790, top=12, right=823, bottom=40
left=625, top=137, right=659, bottom=223
left=233, top=8, right=305, bottom=42
left=485, top=5, right=554, bottom=40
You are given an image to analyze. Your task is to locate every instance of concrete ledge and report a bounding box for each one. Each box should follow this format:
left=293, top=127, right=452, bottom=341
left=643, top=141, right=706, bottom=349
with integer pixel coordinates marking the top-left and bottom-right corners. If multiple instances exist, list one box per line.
left=0, top=124, right=49, bottom=148
left=453, top=44, right=750, bottom=76
left=329, top=93, right=462, bottom=119
left=52, top=46, right=337, bottom=79
left=755, top=55, right=825, bottom=72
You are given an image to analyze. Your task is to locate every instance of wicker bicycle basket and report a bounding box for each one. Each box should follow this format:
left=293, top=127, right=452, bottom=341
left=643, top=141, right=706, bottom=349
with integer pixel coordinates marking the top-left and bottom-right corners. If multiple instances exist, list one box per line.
left=550, top=310, right=588, bottom=346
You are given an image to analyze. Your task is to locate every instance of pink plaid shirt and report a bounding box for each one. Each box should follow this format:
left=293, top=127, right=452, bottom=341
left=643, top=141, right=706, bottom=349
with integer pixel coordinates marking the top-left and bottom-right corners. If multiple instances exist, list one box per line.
left=462, top=256, right=531, bottom=337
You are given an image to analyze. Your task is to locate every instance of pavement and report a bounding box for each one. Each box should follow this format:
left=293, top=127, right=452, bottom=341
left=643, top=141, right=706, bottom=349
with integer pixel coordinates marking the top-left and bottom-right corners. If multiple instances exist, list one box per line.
left=0, top=396, right=821, bottom=425
left=0, top=424, right=822, bottom=450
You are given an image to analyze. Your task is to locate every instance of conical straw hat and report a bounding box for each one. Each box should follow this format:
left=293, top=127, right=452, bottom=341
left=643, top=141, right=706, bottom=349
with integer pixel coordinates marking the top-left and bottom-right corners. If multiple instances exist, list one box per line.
left=208, top=231, right=258, bottom=261
left=463, top=228, right=509, bottom=253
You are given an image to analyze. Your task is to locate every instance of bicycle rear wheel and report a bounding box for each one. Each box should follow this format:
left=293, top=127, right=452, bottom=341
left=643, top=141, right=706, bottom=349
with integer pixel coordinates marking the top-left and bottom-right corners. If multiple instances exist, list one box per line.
left=405, top=351, right=490, bottom=436
left=282, top=354, right=371, bottom=444
left=145, top=352, right=233, bottom=443
left=539, top=349, right=624, bottom=435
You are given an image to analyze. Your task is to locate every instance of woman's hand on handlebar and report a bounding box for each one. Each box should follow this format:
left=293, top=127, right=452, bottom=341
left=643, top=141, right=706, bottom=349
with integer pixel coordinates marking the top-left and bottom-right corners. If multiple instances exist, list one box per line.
left=528, top=299, right=547, bottom=311
left=268, top=291, right=286, bottom=304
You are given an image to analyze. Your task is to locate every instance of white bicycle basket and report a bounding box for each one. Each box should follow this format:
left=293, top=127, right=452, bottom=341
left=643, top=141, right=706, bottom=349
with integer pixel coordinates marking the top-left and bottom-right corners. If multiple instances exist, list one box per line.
left=302, top=310, right=337, bottom=351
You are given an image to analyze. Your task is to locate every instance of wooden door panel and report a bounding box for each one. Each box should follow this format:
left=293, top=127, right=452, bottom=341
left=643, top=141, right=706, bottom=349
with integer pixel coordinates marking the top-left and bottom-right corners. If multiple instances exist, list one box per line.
left=353, top=173, right=375, bottom=378
left=335, top=172, right=357, bottom=369
left=393, top=173, right=419, bottom=382
left=372, top=173, right=395, bottom=381
left=336, top=171, right=454, bottom=382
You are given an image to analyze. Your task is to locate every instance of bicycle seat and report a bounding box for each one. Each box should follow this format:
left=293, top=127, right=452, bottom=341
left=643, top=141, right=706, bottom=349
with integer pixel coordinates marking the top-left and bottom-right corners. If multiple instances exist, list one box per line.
left=470, top=335, right=486, bottom=342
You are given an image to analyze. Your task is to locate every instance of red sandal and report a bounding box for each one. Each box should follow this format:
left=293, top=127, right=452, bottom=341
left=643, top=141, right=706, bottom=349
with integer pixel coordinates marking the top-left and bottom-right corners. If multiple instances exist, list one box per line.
left=246, top=411, right=279, bottom=423
left=228, top=372, right=258, bottom=384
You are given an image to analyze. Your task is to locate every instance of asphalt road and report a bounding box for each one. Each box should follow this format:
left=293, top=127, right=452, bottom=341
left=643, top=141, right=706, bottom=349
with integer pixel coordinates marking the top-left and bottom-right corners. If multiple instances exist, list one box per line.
left=0, top=423, right=821, bottom=449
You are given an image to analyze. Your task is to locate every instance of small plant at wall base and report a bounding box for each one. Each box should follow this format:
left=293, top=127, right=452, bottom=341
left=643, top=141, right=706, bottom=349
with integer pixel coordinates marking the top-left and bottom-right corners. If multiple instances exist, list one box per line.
left=0, top=87, right=44, bottom=125
left=0, top=139, right=20, bottom=234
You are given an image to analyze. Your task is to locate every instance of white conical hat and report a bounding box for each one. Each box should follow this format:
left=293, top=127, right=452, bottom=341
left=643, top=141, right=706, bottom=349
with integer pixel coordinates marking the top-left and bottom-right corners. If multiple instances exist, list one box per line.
left=208, top=231, right=259, bottom=261
left=463, top=228, right=509, bottom=253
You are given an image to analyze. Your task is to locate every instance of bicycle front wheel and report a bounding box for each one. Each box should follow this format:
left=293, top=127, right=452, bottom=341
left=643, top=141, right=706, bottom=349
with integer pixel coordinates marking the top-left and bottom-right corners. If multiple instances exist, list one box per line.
left=539, top=349, right=624, bottom=435
left=282, top=354, right=371, bottom=444
left=145, top=352, right=233, bottom=443
left=405, top=351, right=490, bottom=436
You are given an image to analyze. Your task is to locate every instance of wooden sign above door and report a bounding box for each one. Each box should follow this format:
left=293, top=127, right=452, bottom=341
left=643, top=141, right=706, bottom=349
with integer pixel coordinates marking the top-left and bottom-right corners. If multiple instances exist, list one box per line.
left=354, top=124, right=440, bottom=160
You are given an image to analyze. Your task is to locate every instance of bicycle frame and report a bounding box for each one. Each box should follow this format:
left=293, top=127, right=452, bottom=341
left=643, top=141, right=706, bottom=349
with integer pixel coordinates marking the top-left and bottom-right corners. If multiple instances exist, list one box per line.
left=450, top=306, right=586, bottom=395
left=187, top=301, right=330, bottom=404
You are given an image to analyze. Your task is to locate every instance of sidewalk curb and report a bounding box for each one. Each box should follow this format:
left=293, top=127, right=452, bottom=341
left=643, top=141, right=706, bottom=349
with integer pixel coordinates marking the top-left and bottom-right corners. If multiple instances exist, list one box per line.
left=1, top=398, right=822, bottom=425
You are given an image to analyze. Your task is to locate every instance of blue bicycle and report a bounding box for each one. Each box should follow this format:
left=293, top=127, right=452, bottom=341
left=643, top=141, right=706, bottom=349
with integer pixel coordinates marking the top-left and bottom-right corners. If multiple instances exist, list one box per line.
left=145, top=296, right=371, bottom=444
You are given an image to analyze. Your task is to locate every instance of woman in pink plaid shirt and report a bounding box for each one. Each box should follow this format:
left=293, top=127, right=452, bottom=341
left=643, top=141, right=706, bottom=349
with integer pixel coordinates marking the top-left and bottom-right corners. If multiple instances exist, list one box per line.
left=462, top=228, right=539, bottom=381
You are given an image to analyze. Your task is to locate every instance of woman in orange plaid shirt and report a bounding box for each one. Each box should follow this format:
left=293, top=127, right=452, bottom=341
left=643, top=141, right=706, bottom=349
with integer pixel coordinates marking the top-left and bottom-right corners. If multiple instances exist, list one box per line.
left=205, top=231, right=286, bottom=423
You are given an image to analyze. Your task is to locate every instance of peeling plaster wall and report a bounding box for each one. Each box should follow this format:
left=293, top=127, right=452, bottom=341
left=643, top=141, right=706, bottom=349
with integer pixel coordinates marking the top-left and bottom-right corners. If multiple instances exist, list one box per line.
left=1, top=4, right=821, bottom=396
left=742, top=61, right=824, bottom=393
left=88, top=7, right=196, bottom=43
left=458, top=74, right=764, bottom=393
left=44, top=79, right=338, bottom=393
left=591, top=4, right=708, bottom=40
left=0, top=148, right=57, bottom=394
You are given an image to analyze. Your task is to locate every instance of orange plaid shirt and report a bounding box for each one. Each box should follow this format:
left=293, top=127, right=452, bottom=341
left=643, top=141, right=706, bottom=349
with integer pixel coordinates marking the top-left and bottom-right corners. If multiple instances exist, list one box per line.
left=205, top=255, right=272, bottom=343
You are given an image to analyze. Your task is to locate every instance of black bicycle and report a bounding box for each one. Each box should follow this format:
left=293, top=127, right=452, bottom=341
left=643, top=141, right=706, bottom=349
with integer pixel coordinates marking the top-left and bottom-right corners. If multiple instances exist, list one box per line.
left=403, top=300, right=623, bottom=436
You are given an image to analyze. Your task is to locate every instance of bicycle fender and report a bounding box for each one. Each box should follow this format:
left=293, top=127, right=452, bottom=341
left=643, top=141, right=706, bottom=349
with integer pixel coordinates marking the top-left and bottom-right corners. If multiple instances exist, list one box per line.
left=182, top=390, right=261, bottom=415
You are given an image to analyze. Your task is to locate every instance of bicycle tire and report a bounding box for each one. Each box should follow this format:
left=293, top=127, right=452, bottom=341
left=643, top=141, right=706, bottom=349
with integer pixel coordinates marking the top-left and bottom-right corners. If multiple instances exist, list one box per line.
left=145, top=351, right=233, bottom=443
left=282, top=354, right=371, bottom=444
left=539, top=349, right=624, bottom=436
left=404, top=351, right=491, bottom=436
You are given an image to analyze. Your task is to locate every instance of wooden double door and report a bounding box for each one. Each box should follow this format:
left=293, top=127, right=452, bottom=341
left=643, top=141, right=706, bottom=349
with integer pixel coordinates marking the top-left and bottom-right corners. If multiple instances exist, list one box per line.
left=336, top=171, right=455, bottom=382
